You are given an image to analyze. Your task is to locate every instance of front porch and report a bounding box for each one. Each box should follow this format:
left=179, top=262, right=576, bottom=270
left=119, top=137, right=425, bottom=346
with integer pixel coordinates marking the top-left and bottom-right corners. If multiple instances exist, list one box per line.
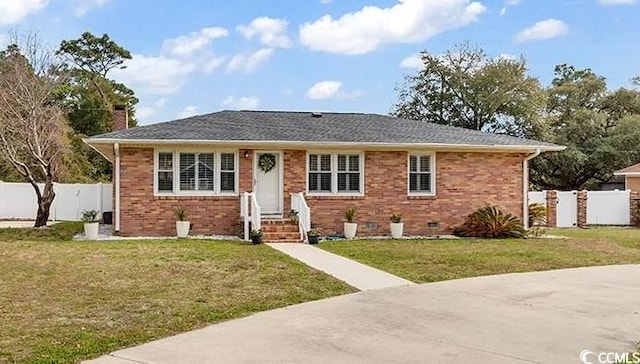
left=240, top=192, right=310, bottom=243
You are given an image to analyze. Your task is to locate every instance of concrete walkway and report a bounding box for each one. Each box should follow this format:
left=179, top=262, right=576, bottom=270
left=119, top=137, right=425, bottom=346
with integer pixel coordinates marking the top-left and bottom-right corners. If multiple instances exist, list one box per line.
left=267, top=243, right=414, bottom=290
left=88, top=265, right=640, bottom=364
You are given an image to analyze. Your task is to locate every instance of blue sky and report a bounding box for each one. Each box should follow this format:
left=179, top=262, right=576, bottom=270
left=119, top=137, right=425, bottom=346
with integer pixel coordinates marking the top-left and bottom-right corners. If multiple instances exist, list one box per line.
left=2, top=0, right=639, bottom=125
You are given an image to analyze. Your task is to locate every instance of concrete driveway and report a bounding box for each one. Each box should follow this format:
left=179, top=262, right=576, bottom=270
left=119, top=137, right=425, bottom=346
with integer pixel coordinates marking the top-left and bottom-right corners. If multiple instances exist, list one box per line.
left=89, top=265, right=640, bottom=364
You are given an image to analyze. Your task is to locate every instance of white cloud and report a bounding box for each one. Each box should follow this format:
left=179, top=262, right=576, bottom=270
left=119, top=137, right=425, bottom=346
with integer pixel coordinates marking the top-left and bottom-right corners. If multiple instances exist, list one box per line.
left=400, top=53, right=422, bottom=69
left=221, top=96, right=261, bottom=110
left=136, top=107, right=155, bottom=120
left=320, top=0, right=332, bottom=3
left=204, top=56, right=226, bottom=73
left=306, top=81, right=343, bottom=100
left=500, top=0, right=522, bottom=16
left=136, top=98, right=169, bottom=122
left=111, top=54, right=195, bottom=94
left=178, top=105, right=199, bottom=119
left=162, top=27, right=229, bottom=57
left=515, top=18, right=568, bottom=43
left=299, top=0, right=485, bottom=55
left=237, top=17, right=292, bottom=48
left=226, top=48, right=274, bottom=73
left=0, top=0, right=48, bottom=25
left=598, top=0, right=636, bottom=4
left=74, top=0, right=110, bottom=17
left=136, top=97, right=169, bottom=124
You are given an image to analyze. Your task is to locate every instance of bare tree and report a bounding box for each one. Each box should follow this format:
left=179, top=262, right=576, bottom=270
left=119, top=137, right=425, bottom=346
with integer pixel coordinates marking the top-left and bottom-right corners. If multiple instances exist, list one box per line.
left=0, top=34, right=70, bottom=227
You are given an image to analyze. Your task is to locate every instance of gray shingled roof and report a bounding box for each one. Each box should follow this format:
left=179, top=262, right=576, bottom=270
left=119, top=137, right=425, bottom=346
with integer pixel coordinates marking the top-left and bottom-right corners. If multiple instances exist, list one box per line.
left=88, top=110, right=561, bottom=149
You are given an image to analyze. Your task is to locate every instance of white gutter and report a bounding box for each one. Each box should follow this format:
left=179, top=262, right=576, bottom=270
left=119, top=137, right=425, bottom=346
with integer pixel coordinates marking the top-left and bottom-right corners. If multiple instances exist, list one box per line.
left=114, top=143, right=121, bottom=233
left=84, top=138, right=566, bottom=152
left=522, top=149, right=541, bottom=230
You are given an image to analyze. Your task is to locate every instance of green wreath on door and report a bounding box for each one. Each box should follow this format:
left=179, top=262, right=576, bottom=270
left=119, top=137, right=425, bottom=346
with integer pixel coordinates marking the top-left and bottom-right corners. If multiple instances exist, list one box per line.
left=258, top=153, right=276, bottom=173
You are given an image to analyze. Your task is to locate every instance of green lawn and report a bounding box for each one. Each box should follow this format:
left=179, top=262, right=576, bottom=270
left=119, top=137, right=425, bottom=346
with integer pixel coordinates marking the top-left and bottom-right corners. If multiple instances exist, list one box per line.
left=319, top=227, right=640, bottom=283
left=0, top=222, right=355, bottom=364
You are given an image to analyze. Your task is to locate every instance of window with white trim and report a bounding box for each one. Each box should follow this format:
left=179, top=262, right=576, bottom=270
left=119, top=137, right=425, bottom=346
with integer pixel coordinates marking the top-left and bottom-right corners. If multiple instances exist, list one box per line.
left=409, top=154, right=434, bottom=194
left=155, top=150, right=237, bottom=195
left=337, top=155, right=360, bottom=192
left=157, top=152, right=174, bottom=193
left=307, top=152, right=363, bottom=195
left=309, top=154, right=332, bottom=193
left=220, top=153, right=236, bottom=192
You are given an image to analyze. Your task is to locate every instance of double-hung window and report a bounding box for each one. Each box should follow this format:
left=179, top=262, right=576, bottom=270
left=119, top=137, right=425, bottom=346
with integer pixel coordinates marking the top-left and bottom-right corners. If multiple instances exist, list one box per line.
left=220, top=153, right=236, bottom=192
left=156, top=150, right=237, bottom=195
left=409, top=154, right=435, bottom=195
left=157, top=152, right=174, bottom=193
left=337, top=155, right=360, bottom=192
left=308, top=152, right=363, bottom=195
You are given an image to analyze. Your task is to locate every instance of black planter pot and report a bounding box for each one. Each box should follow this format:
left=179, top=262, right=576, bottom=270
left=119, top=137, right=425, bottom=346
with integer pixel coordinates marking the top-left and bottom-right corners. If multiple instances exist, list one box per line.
left=308, top=235, right=319, bottom=244
left=251, top=235, right=263, bottom=244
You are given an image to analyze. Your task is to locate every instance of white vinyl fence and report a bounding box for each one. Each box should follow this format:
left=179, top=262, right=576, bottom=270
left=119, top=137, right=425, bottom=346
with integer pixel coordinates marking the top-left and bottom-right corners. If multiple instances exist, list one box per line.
left=528, top=191, right=546, bottom=206
left=528, top=190, right=631, bottom=227
left=586, top=190, right=630, bottom=225
left=0, top=182, right=112, bottom=221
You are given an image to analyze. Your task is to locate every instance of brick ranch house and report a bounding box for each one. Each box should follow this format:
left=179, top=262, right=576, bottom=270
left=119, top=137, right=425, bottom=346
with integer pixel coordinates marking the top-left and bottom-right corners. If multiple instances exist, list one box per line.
left=85, top=108, right=564, bottom=241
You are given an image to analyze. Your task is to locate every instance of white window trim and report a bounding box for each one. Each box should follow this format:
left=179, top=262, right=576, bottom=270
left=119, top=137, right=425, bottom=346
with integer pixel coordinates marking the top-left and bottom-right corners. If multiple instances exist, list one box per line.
left=407, top=152, right=436, bottom=196
left=154, top=149, right=239, bottom=197
left=306, top=151, right=365, bottom=197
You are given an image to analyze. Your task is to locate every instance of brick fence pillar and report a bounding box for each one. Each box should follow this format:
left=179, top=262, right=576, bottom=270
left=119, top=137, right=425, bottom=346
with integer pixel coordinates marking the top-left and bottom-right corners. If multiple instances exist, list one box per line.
left=631, top=191, right=640, bottom=227
left=545, top=190, right=558, bottom=228
left=577, top=190, right=588, bottom=228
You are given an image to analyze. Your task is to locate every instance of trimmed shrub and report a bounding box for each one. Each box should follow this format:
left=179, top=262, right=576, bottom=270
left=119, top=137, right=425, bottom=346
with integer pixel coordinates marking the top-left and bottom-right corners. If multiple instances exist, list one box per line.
left=453, top=206, right=526, bottom=239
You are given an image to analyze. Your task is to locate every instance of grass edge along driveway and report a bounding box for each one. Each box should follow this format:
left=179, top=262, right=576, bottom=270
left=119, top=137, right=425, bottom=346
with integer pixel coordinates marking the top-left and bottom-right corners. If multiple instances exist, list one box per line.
left=319, top=228, right=640, bottom=284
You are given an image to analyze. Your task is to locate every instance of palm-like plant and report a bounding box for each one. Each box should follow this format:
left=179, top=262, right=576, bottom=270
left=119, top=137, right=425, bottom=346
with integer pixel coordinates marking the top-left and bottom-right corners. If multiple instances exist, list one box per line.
left=453, top=206, right=526, bottom=239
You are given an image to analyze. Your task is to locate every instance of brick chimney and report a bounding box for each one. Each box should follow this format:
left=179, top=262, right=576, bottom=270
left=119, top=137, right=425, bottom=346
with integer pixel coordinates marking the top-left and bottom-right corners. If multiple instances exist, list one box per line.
left=113, top=105, right=129, bottom=132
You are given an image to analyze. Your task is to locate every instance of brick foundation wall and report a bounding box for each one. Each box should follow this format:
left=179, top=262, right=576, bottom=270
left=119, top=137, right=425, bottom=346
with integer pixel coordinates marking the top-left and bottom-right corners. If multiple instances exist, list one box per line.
left=117, top=147, right=525, bottom=237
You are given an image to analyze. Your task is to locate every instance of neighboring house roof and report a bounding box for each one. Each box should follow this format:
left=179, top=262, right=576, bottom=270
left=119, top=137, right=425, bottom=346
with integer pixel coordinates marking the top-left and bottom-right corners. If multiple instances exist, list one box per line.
left=85, top=110, right=564, bottom=155
left=614, top=162, right=640, bottom=176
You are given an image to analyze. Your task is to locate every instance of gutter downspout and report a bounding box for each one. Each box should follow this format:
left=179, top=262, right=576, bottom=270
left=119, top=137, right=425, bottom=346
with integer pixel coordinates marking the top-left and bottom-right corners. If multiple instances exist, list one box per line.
left=523, top=149, right=541, bottom=230
left=114, top=143, right=121, bottom=234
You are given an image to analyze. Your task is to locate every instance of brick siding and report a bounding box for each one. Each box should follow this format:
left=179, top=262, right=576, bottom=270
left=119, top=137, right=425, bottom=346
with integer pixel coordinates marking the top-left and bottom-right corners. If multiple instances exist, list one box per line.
left=117, top=147, right=525, bottom=237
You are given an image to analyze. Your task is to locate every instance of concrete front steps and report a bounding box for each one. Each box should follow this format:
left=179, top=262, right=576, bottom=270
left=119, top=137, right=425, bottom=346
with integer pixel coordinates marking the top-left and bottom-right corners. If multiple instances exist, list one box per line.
left=261, top=219, right=301, bottom=243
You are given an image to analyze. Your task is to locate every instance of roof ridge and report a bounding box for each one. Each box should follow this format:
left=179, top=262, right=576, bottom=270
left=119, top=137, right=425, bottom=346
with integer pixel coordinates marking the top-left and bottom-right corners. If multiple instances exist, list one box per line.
left=221, top=109, right=371, bottom=115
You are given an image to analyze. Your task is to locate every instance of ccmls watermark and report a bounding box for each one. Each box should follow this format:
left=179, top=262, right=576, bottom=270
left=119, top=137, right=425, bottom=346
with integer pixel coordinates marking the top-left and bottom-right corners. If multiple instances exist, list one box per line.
left=580, top=350, right=640, bottom=364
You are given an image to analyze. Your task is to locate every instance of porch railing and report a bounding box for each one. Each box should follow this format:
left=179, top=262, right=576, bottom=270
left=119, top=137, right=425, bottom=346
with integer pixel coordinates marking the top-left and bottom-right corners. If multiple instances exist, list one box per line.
left=291, top=192, right=311, bottom=242
left=240, top=192, right=261, bottom=241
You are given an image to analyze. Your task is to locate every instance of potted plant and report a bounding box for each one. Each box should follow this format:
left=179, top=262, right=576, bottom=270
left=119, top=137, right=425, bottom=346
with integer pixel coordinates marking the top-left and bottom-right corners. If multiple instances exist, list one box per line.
left=307, top=229, right=320, bottom=244
left=288, top=209, right=299, bottom=224
left=175, top=206, right=190, bottom=238
left=81, top=209, right=100, bottom=240
left=344, top=206, right=357, bottom=239
left=250, top=229, right=263, bottom=244
left=390, top=213, right=404, bottom=239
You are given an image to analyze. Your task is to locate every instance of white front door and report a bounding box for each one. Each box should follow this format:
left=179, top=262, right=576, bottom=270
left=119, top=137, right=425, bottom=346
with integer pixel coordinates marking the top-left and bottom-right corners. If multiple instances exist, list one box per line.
left=254, top=151, right=283, bottom=215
